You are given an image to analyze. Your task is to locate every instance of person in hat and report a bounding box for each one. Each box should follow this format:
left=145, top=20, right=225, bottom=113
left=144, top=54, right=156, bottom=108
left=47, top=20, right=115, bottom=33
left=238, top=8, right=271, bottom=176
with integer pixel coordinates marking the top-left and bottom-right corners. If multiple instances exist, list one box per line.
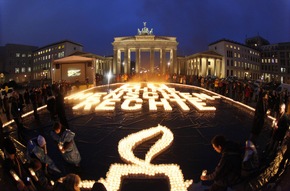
left=27, top=135, right=61, bottom=174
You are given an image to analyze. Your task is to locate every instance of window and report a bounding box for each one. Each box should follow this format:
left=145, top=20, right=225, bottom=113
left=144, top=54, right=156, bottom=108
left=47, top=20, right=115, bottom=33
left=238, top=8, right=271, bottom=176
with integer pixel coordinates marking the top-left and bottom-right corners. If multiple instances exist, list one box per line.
left=28, top=54, right=32, bottom=57
left=15, top=68, right=20, bottom=73
left=28, top=67, right=31, bottom=72
left=22, top=54, right=26, bottom=57
left=16, top=53, right=20, bottom=57
left=21, top=67, right=25, bottom=72
left=58, top=51, right=65, bottom=58
left=281, top=67, right=286, bottom=73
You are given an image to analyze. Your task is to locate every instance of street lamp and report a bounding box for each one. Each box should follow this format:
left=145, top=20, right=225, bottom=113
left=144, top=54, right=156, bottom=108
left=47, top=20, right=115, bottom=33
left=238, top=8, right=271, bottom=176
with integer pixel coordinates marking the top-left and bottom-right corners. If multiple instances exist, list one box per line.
left=107, top=71, right=112, bottom=92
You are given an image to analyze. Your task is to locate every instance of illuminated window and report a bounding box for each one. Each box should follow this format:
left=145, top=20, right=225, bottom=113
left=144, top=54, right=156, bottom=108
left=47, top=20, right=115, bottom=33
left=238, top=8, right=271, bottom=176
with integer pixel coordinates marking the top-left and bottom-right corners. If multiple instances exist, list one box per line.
left=58, top=51, right=65, bottom=58
left=58, top=46, right=61, bottom=49
left=276, top=59, right=278, bottom=63
left=234, top=61, right=237, bottom=67
left=22, top=54, right=26, bottom=57
left=28, top=54, right=32, bottom=57
left=15, top=68, right=20, bottom=73
left=230, top=45, right=233, bottom=48
left=16, top=53, right=20, bottom=57
left=21, top=67, right=25, bottom=72
left=281, top=67, right=286, bottom=73
left=28, top=67, right=31, bottom=72
left=62, top=45, right=64, bottom=48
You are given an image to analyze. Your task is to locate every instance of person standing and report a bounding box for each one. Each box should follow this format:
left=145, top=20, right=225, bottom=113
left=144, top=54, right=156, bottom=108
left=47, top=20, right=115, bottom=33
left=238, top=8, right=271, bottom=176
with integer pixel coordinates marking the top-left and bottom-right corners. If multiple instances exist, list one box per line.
left=29, top=88, right=39, bottom=120
left=3, top=92, right=11, bottom=121
left=23, top=88, right=30, bottom=106
left=250, top=91, right=270, bottom=143
left=267, top=103, right=290, bottom=156
left=46, top=87, right=57, bottom=121
left=200, top=135, right=242, bottom=191
left=51, top=122, right=81, bottom=167
left=10, top=94, right=25, bottom=142
left=53, top=87, right=69, bottom=129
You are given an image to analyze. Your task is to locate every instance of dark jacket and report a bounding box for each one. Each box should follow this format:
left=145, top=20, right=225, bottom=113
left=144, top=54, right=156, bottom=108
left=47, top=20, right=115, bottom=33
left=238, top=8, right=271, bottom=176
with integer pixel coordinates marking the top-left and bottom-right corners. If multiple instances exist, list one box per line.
left=251, top=98, right=268, bottom=135
left=273, top=113, right=289, bottom=143
left=207, top=141, right=243, bottom=187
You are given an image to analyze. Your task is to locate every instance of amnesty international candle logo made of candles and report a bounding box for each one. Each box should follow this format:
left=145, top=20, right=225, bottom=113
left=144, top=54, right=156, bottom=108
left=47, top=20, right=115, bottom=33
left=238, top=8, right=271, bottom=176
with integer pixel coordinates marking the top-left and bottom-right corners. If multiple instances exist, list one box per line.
left=98, top=125, right=193, bottom=191
left=66, top=83, right=220, bottom=112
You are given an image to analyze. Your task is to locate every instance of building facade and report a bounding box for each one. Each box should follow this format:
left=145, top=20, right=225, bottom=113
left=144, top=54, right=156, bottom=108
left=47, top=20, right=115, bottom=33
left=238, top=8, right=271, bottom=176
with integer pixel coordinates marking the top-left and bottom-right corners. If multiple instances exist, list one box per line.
left=182, top=51, right=223, bottom=78
left=33, top=40, right=83, bottom=80
left=260, top=42, right=290, bottom=83
left=0, top=44, right=38, bottom=83
left=208, top=39, right=261, bottom=80
left=112, top=22, right=178, bottom=75
left=52, top=51, right=113, bottom=84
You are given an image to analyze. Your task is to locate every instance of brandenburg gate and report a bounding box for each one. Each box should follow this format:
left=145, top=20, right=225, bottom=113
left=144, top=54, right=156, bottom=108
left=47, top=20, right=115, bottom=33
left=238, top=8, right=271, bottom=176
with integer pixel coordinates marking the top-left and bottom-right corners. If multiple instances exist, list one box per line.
left=112, top=22, right=178, bottom=75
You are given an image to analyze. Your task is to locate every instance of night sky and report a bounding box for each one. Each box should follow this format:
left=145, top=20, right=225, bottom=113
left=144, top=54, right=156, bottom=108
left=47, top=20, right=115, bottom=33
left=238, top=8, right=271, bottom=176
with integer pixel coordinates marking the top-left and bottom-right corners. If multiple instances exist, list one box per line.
left=1, top=0, right=290, bottom=56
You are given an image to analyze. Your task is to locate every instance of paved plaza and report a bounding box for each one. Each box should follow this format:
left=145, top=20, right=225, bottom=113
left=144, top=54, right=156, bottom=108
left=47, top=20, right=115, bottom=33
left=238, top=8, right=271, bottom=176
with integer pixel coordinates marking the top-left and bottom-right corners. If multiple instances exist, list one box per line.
left=1, top=83, right=290, bottom=191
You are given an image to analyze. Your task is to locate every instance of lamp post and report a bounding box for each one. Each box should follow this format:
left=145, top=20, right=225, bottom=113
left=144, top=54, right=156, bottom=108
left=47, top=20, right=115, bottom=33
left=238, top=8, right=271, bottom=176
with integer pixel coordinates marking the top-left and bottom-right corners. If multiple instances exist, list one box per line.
left=107, top=71, right=112, bottom=92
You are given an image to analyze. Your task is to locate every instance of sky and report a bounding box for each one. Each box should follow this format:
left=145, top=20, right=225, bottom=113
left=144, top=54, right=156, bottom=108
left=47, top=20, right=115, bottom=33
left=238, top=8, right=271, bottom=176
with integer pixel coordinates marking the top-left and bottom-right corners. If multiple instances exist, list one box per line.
left=0, top=0, right=290, bottom=57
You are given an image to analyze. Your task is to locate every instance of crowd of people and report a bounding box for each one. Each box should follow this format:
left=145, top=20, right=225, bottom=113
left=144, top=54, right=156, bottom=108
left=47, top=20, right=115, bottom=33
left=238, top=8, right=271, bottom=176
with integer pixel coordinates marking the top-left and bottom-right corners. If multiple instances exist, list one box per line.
left=194, top=78, right=290, bottom=190
left=1, top=74, right=290, bottom=191
left=0, top=82, right=105, bottom=191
